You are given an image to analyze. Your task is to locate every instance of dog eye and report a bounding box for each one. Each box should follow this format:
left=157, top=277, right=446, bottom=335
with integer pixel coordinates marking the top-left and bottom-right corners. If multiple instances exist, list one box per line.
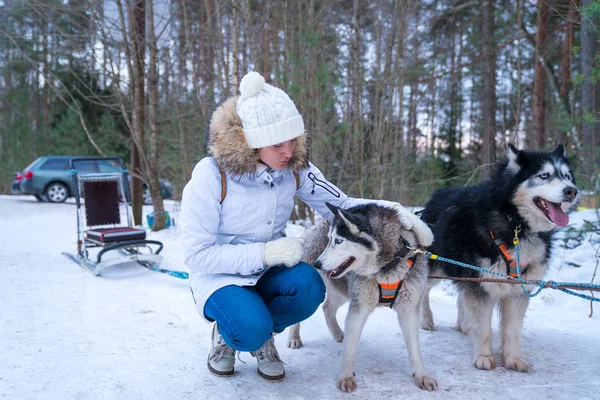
left=565, top=173, right=572, bottom=180
left=537, top=173, right=550, bottom=180
left=334, top=238, right=343, bottom=245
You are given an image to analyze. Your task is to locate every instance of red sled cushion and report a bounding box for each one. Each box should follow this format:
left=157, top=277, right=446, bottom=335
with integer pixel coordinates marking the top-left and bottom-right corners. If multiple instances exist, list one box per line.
left=86, top=227, right=146, bottom=243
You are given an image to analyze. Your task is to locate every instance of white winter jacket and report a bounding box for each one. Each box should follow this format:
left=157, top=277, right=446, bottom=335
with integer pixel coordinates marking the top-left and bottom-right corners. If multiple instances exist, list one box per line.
left=181, top=97, right=395, bottom=322
left=182, top=158, right=387, bottom=322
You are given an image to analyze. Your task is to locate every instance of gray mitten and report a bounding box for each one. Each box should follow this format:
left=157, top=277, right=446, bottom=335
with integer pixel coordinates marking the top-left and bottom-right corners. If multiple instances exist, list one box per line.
left=263, top=237, right=304, bottom=268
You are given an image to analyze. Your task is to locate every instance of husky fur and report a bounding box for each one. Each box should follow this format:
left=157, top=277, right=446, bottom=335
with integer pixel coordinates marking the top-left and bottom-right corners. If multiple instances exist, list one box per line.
left=420, top=144, right=579, bottom=372
left=288, top=202, right=437, bottom=393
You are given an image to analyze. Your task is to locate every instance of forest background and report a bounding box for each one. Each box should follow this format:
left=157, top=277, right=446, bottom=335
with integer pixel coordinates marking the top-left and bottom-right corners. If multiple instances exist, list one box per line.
left=1, top=0, right=599, bottom=228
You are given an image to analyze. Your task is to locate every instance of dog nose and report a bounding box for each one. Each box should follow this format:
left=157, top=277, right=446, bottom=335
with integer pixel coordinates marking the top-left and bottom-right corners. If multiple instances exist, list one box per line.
left=314, top=260, right=322, bottom=270
left=563, top=186, right=578, bottom=200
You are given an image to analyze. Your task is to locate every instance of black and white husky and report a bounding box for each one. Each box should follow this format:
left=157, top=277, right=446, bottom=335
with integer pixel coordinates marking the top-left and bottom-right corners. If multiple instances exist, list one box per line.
left=420, top=144, right=579, bottom=372
left=288, top=202, right=437, bottom=393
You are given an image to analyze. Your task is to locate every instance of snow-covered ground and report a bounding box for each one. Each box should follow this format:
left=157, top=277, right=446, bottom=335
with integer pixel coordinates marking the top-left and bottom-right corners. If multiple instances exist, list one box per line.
left=1, top=195, right=599, bottom=400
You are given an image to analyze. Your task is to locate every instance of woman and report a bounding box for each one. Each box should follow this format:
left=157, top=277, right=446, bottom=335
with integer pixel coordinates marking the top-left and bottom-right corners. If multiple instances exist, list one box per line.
left=181, top=71, right=427, bottom=381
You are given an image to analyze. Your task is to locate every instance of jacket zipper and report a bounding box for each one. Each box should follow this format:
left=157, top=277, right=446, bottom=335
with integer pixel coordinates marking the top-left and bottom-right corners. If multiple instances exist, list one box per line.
left=308, top=172, right=341, bottom=198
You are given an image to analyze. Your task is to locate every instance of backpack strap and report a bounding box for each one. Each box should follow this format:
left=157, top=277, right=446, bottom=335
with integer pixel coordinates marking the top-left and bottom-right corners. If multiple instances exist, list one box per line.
left=293, top=171, right=300, bottom=190
left=218, top=168, right=300, bottom=205
left=219, top=167, right=227, bottom=204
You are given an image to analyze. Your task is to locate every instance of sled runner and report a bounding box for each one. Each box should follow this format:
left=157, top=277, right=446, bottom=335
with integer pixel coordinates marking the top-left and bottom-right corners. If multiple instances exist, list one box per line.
left=62, top=157, right=163, bottom=276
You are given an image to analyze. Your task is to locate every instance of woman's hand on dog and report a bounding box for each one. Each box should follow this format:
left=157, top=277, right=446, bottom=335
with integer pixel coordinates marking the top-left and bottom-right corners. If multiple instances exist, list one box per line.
left=263, top=237, right=305, bottom=268
left=390, top=202, right=434, bottom=247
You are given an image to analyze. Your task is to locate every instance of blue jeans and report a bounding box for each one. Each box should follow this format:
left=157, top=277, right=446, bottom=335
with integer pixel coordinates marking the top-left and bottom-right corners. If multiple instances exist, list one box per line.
left=204, top=262, right=326, bottom=352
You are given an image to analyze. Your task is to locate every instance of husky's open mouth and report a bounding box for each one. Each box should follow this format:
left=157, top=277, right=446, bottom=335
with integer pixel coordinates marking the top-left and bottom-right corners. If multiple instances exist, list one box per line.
left=327, top=257, right=356, bottom=279
left=534, top=196, right=569, bottom=227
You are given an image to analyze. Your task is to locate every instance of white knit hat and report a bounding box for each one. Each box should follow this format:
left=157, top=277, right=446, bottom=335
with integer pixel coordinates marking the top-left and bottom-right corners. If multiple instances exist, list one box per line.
left=236, top=71, right=305, bottom=149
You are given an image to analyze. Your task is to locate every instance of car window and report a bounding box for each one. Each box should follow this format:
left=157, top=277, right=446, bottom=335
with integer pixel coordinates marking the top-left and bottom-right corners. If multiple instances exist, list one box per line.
left=24, top=158, right=44, bottom=171
left=40, top=159, right=69, bottom=170
left=74, top=160, right=99, bottom=172
left=97, top=160, right=121, bottom=173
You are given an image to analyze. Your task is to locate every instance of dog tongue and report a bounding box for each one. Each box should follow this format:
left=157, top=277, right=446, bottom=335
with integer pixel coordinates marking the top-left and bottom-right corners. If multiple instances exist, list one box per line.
left=546, top=201, right=569, bottom=227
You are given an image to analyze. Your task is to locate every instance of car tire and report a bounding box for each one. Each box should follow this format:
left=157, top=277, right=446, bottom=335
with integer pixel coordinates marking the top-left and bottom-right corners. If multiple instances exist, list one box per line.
left=34, top=194, right=47, bottom=202
left=45, top=182, right=69, bottom=203
left=142, top=187, right=153, bottom=205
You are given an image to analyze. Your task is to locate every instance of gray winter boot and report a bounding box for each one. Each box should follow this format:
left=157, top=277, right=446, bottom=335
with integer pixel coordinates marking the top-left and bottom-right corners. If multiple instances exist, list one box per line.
left=250, top=337, right=285, bottom=381
left=207, top=324, right=236, bottom=376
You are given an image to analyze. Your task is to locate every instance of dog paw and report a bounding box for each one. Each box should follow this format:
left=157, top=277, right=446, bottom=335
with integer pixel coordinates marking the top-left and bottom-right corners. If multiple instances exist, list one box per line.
left=332, top=331, right=344, bottom=343
left=414, top=374, right=438, bottom=391
left=337, top=375, right=357, bottom=392
left=504, top=356, right=532, bottom=372
left=473, top=355, right=495, bottom=370
left=421, top=319, right=435, bottom=331
left=453, top=324, right=470, bottom=335
left=287, top=338, right=302, bottom=349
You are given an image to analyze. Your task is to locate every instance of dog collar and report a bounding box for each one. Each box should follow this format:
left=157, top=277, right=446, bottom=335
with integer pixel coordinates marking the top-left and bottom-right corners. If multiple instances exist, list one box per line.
left=380, top=236, right=414, bottom=273
left=378, top=256, right=417, bottom=308
left=489, top=229, right=528, bottom=277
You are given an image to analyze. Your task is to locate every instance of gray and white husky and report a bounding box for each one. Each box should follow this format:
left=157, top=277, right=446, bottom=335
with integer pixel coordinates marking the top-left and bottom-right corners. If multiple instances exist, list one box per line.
left=420, top=144, right=579, bottom=372
left=288, top=202, right=437, bottom=393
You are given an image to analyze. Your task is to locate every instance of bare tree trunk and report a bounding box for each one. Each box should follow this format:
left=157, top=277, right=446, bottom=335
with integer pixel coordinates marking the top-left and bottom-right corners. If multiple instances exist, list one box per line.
left=557, top=0, right=578, bottom=147
left=100, top=0, right=107, bottom=88
left=31, top=19, right=41, bottom=141
left=407, top=1, right=419, bottom=157
left=130, top=0, right=146, bottom=225
left=514, top=0, right=523, bottom=143
left=391, top=1, right=407, bottom=198
left=203, top=0, right=216, bottom=109
left=41, top=17, right=49, bottom=131
left=428, top=57, right=437, bottom=157
left=183, top=0, right=200, bottom=105
left=372, top=4, right=383, bottom=197
left=116, top=0, right=134, bottom=87
left=214, top=1, right=230, bottom=96
left=176, top=0, right=190, bottom=182
left=232, top=5, right=240, bottom=91
left=351, top=0, right=364, bottom=195
left=481, top=0, right=497, bottom=179
left=259, top=0, right=271, bottom=77
left=271, top=0, right=281, bottom=86
left=147, top=0, right=166, bottom=231
left=162, top=48, right=171, bottom=103
left=177, top=0, right=188, bottom=91
left=446, top=31, right=460, bottom=176
left=580, top=0, right=599, bottom=188
left=532, top=0, right=549, bottom=148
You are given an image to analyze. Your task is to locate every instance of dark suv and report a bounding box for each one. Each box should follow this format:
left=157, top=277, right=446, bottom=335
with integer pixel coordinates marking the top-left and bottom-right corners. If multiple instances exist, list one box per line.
left=11, top=156, right=173, bottom=204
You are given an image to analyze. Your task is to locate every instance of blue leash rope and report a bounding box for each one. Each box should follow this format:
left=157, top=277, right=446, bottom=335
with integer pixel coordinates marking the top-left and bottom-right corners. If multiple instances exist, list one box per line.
left=419, top=244, right=600, bottom=303
left=149, top=265, right=189, bottom=280
left=515, top=241, right=598, bottom=302
left=137, top=261, right=189, bottom=280
left=513, top=234, right=545, bottom=298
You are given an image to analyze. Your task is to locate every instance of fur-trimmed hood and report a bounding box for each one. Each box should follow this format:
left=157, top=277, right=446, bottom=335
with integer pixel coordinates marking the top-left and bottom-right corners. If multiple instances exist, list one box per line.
left=208, top=97, right=308, bottom=176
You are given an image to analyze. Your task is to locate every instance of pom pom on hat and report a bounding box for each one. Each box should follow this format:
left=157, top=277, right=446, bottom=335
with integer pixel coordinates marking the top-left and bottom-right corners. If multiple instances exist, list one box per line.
left=236, top=71, right=305, bottom=149
left=239, top=71, right=265, bottom=99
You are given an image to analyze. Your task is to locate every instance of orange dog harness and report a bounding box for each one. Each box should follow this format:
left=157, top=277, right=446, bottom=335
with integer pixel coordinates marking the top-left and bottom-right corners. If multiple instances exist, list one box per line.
left=378, top=256, right=416, bottom=308
left=489, top=230, right=528, bottom=277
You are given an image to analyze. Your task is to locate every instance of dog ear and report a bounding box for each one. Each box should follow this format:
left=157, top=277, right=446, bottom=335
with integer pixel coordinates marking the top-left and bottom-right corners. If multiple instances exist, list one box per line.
left=553, top=144, right=566, bottom=157
left=507, top=143, right=521, bottom=172
left=325, top=202, right=339, bottom=216
left=336, top=208, right=362, bottom=237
